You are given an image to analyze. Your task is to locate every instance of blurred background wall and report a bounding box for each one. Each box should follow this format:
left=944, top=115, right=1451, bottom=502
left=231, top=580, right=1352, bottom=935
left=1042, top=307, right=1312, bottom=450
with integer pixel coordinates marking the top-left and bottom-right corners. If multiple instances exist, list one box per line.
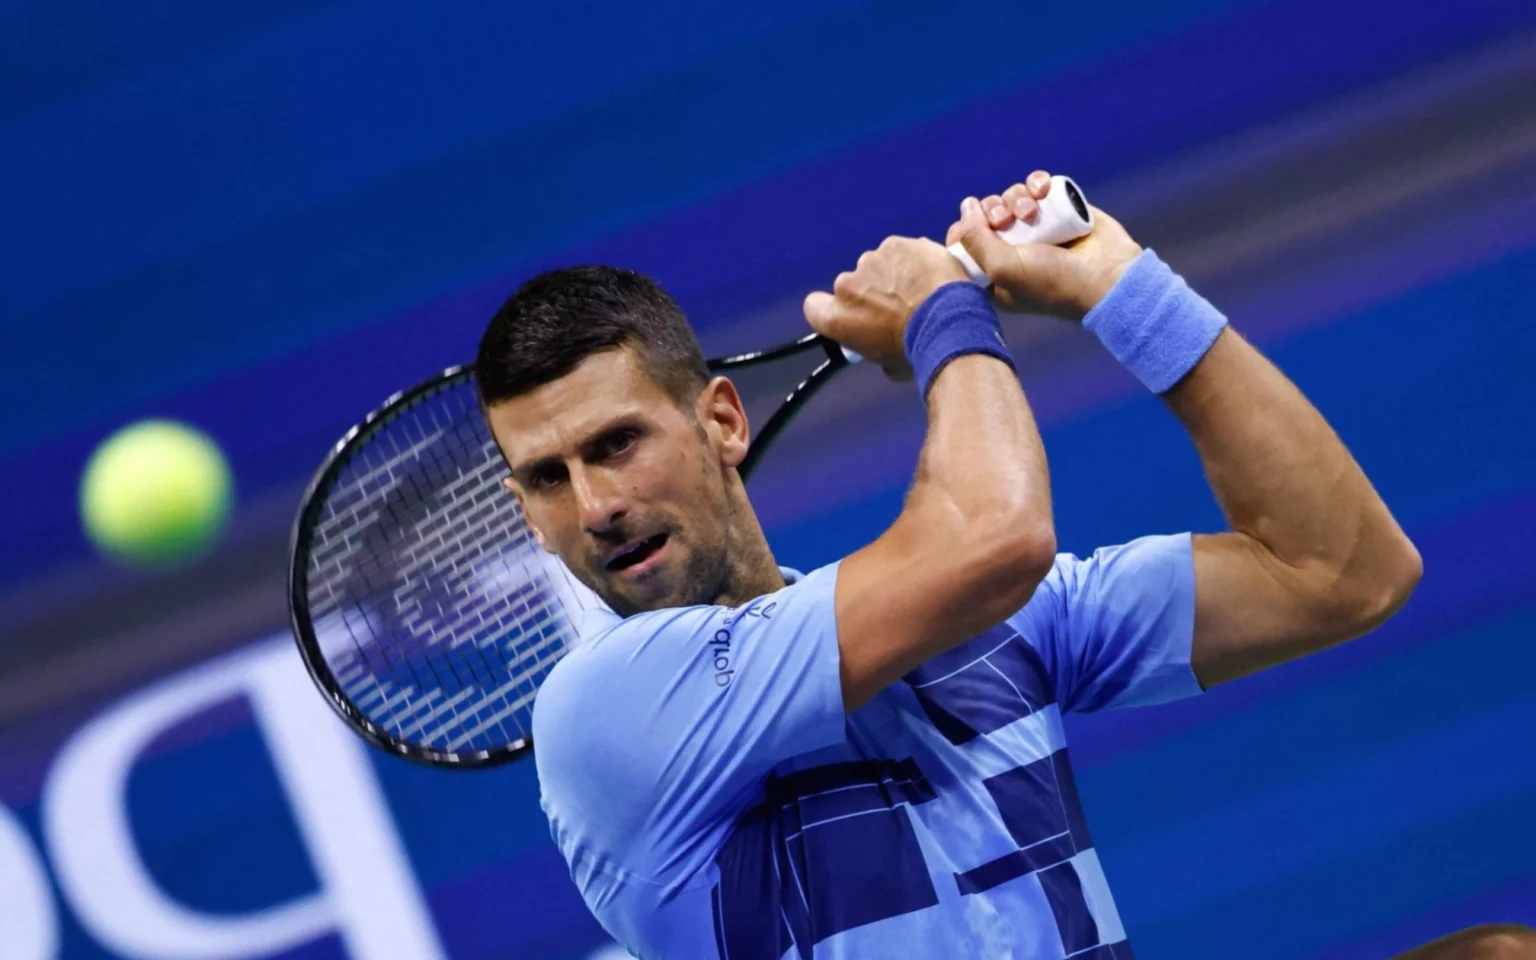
left=2, top=1, right=1534, bottom=957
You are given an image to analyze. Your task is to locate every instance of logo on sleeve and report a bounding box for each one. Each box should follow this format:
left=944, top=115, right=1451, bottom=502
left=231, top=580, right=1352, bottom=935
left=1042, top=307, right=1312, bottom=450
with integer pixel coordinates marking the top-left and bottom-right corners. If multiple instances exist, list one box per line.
left=708, top=600, right=777, bottom=688
left=709, top=629, right=734, bottom=687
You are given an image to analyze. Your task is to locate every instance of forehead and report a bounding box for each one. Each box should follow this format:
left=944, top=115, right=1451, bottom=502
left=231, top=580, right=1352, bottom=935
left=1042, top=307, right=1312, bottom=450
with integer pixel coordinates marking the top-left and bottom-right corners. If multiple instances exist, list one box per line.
left=484, top=348, right=682, bottom=463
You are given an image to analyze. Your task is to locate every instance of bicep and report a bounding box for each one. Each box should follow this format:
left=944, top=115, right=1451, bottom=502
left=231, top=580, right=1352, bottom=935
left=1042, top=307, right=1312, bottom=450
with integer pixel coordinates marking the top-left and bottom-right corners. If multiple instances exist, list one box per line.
left=1190, top=531, right=1343, bottom=687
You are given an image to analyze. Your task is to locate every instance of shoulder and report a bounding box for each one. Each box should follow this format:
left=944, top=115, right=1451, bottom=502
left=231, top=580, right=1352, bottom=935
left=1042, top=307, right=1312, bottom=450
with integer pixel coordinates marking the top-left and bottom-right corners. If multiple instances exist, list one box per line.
left=531, top=605, right=721, bottom=860
left=532, top=563, right=843, bottom=769
left=531, top=605, right=711, bottom=748
left=534, top=563, right=841, bottom=734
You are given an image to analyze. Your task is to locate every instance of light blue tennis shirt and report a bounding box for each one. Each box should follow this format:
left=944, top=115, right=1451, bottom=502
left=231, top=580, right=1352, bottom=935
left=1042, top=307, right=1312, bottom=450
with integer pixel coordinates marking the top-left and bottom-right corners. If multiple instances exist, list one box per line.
left=533, top=533, right=1201, bottom=959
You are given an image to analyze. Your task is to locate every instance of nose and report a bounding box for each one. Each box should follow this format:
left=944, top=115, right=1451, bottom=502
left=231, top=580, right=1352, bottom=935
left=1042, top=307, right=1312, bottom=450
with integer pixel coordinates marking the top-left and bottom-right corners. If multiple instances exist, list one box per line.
left=571, top=465, right=628, bottom=537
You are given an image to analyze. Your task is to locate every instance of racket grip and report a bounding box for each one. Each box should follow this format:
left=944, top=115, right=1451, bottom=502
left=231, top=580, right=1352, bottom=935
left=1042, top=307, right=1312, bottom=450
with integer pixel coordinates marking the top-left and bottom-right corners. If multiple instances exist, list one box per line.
left=946, top=175, right=1095, bottom=285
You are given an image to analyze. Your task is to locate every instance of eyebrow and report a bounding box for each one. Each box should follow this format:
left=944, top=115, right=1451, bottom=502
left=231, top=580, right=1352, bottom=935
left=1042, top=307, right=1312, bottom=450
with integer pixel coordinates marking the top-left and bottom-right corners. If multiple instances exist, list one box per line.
left=508, top=416, right=645, bottom=483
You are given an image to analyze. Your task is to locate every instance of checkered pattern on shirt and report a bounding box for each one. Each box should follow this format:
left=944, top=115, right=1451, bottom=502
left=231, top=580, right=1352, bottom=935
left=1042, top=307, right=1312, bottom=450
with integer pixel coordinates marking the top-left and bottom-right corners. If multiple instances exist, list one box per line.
left=709, top=622, right=1136, bottom=960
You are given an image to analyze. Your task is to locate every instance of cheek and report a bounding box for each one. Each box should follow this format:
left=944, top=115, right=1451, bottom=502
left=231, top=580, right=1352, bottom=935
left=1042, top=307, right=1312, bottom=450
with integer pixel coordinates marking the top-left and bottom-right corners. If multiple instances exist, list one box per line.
left=522, top=500, right=575, bottom=553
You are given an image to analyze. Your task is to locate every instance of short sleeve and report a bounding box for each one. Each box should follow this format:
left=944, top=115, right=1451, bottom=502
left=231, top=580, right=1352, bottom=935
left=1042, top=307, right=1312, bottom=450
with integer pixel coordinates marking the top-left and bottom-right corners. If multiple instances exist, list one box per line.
left=1009, top=533, right=1202, bottom=713
left=532, top=563, right=845, bottom=881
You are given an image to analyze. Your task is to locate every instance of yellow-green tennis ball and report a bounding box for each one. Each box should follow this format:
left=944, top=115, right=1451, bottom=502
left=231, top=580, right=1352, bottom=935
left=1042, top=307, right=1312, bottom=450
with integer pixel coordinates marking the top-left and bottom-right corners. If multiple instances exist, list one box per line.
left=79, top=419, right=233, bottom=569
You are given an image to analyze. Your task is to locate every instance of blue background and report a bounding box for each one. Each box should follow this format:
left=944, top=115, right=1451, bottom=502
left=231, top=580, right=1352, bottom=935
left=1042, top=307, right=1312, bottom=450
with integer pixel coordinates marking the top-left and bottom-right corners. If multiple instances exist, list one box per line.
left=1, top=1, right=1534, bottom=957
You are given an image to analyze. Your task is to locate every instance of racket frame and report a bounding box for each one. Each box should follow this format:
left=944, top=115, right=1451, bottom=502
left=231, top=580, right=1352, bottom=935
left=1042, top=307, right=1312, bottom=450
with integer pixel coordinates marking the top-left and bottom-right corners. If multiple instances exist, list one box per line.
left=288, top=334, right=852, bottom=768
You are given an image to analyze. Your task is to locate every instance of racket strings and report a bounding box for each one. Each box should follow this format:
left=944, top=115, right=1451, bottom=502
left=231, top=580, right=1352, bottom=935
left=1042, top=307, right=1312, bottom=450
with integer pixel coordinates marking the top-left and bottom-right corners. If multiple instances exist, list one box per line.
left=293, top=336, right=848, bottom=765
left=303, top=376, right=597, bottom=757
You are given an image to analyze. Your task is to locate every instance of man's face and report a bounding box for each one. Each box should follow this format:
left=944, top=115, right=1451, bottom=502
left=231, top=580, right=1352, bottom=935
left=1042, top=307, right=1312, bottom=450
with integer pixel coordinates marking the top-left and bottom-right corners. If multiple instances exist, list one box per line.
left=486, top=347, right=742, bottom=618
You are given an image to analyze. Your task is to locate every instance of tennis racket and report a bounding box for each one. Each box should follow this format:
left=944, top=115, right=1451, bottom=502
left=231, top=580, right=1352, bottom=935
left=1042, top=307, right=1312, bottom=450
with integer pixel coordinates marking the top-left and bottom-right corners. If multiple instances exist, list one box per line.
left=288, top=176, right=1094, bottom=769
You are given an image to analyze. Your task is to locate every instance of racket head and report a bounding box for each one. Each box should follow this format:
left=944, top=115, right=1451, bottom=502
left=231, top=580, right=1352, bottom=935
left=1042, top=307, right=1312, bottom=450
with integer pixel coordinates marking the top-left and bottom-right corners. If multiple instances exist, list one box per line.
left=288, top=365, right=603, bottom=768
left=289, top=336, right=850, bottom=769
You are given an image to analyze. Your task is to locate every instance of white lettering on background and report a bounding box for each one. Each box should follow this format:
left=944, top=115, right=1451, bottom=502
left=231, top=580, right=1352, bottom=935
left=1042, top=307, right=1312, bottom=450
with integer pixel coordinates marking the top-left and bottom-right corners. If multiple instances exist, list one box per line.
left=42, top=638, right=446, bottom=959
left=0, top=800, right=57, bottom=960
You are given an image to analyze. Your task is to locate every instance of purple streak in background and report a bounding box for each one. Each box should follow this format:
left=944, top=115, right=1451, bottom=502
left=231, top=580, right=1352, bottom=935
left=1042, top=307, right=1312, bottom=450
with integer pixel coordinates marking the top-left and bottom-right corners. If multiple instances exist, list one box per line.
left=5, top=0, right=1534, bottom=586
left=744, top=186, right=1536, bottom=535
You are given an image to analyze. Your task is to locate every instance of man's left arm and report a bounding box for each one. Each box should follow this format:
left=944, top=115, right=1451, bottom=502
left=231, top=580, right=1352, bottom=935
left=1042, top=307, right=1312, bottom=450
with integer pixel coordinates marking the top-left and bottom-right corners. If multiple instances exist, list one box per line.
left=957, top=171, right=1421, bottom=689
left=1165, top=324, right=1422, bottom=687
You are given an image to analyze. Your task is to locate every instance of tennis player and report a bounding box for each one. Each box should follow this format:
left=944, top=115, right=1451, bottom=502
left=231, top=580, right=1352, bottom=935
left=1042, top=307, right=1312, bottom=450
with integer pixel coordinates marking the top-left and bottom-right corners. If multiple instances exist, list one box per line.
left=476, top=172, right=1534, bottom=959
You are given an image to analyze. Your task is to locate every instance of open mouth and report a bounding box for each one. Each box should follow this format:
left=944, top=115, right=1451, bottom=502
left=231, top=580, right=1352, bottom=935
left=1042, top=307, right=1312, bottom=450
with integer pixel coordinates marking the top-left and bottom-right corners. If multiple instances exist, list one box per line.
left=606, top=534, right=669, bottom=573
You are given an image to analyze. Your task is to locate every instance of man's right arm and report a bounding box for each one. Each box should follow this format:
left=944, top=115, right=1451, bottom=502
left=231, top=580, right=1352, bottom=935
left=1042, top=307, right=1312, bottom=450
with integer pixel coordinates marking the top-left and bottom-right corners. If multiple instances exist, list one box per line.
left=803, top=201, right=1058, bottom=710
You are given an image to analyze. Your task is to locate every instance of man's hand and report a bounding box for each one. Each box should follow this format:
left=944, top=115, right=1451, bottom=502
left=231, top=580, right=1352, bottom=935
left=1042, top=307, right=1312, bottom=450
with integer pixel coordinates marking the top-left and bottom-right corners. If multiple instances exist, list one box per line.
left=802, top=234, right=969, bottom=380
left=948, top=170, right=1144, bottom=321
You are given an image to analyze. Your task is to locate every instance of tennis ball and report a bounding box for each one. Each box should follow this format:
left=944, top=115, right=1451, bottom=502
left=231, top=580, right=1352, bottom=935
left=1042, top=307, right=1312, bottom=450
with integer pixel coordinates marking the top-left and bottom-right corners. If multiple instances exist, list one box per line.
left=79, top=419, right=233, bottom=569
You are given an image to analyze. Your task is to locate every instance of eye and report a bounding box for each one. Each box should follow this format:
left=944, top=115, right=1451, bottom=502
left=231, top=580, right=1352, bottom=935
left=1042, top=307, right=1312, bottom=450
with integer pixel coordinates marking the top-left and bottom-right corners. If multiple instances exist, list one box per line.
left=527, top=463, right=567, bottom=491
left=597, top=428, right=638, bottom=460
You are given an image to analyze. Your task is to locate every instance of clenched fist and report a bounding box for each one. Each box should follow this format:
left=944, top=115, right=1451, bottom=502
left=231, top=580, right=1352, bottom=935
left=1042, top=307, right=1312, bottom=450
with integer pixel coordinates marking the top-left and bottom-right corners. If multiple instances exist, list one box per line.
left=948, top=170, right=1144, bottom=321
left=802, top=234, right=969, bottom=380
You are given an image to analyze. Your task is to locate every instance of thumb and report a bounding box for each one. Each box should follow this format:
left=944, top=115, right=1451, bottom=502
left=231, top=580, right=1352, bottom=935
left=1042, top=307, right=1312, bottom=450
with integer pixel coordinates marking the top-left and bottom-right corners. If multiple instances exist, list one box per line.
left=802, top=290, right=838, bottom=335
left=952, top=198, right=1021, bottom=283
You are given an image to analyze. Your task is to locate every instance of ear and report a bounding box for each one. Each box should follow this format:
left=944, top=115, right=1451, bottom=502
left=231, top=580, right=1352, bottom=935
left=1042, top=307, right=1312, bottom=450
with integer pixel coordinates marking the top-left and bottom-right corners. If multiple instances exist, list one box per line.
left=502, top=476, right=554, bottom=553
left=697, top=376, right=750, bottom=469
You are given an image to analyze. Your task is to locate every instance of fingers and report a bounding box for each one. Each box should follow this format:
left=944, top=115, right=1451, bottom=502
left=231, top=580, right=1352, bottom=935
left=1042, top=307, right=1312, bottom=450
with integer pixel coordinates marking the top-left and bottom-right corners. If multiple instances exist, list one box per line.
left=951, top=197, right=1018, bottom=283
left=980, top=193, right=1013, bottom=232
left=1002, top=183, right=1038, bottom=223
left=963, top=172, right=1050, bottom=232
left=802, top=290, right=838, bottom=334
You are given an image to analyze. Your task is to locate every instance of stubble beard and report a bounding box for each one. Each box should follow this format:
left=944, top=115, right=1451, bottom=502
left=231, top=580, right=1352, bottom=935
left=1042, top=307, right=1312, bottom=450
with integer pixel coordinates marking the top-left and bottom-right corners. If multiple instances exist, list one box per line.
left=584, top=462, right=738, bottom=618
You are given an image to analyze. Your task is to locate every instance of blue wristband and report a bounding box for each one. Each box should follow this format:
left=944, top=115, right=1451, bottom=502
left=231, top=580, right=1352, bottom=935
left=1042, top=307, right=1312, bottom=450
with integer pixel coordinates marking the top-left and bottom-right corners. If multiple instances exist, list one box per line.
left=904, top=281, right=1016, bottom=400
left=1082, top=249, right=1228, bottom=394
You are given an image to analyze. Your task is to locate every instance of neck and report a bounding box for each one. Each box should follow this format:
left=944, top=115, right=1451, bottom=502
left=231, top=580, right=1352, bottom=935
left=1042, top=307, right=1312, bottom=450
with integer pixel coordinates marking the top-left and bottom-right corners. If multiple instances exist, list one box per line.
left=713, top=484, right=785, bottom=607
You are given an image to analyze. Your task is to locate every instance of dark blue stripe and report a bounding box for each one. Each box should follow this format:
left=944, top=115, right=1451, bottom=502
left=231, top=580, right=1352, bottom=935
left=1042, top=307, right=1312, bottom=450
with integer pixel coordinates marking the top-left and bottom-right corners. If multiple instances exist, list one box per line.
left=788, top=806, right=940, bottom=948
left=1039, top=861, right=1101, bottom=955
left=906, top=626, right=1052, bottom=745
left=983, top=752, right=1081, bottom=851
left=1052, top=751, right=1095, bottom=851
left=716, top=757, right=940, bottom=958
left=767, top=757, right=934, bottom=807
left=954, top=834, right=1077, bottom=896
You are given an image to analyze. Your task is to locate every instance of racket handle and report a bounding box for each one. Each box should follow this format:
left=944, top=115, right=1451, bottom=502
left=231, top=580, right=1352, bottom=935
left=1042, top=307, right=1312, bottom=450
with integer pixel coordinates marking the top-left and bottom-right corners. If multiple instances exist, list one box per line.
left=947, top=175, right=1095, bottom=285
left=836, top=177, right=1093, bottom=364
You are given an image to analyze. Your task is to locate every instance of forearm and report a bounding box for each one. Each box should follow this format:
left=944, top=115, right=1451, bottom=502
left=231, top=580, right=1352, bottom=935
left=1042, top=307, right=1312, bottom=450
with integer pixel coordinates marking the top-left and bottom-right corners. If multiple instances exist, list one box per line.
left=899, top=281, right=1054, bottom=564
left=842, top=353, right=1054, bottom=699
left=833, top=287, right=1056, bottom=708
left=1166, top=329, right=1420, bottom=621
left=911, top=353, right=1054, bottom=559
left=1081, top=249, right=1420, bottom=684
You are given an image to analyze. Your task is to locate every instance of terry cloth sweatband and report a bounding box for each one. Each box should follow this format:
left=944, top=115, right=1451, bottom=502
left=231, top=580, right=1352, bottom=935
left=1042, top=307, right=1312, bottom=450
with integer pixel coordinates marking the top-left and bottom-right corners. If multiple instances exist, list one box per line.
left=904, top=281, right=1016, bottom=400
left=1082, top=249, right=1227, bottom=394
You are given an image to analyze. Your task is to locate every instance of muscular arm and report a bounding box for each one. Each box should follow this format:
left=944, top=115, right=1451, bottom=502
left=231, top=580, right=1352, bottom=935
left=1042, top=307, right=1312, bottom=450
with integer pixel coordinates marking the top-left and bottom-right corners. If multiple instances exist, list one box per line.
left=1169, top=328, right=1422, bottom=687
left=954, top=171, right=1421, bottom=691
left=837, top=353, right=1056, bottom=708
left=803, top=214, right=1057, bottom=712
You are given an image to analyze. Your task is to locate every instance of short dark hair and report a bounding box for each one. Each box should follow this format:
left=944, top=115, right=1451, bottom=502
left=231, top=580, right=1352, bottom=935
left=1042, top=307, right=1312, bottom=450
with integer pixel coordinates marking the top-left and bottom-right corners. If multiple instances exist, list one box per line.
left=476, top=265, right=710, bottom=409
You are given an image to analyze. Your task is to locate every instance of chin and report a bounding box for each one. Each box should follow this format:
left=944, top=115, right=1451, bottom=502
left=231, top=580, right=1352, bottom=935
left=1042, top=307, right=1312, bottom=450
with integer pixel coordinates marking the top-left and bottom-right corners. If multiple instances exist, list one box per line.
left=601, top=574, right=711, bottom=618
left=591, top=574, right=670, bottom=619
